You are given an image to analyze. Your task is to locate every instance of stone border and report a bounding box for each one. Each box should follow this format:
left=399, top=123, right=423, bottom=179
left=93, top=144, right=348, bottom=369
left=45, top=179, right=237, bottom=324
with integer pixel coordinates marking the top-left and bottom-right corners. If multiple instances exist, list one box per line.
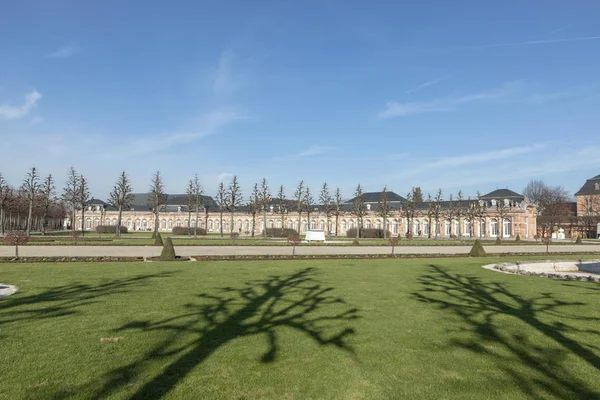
left=0, top=284, right=18, bottom=298
left=0, top=256, right=145, bottom=263
left=483, top=260, right=600, bottom=282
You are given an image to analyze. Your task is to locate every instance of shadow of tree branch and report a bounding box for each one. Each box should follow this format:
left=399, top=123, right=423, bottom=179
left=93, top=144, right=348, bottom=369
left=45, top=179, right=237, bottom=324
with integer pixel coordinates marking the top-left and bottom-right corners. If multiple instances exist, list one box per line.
left=91, top=267, right=360, bottom=400
left=413, top=265, right=600, bottom=399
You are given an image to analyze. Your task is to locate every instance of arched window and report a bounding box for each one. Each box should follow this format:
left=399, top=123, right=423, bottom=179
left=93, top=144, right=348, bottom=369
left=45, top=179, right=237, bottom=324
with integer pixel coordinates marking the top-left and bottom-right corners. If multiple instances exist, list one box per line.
left=113, top=218, right=118, bottom=226
left=86, top=218, right=92, bottom=230
left=365, top=219, right=371, bottom=229
left=135, top=219, right=140, bottom=230
left=161, top=219, right=167, bottom=230
left=184, top=219, right=189, bottom=228
left=310, top=220, right=316, bottom=230
left=328, top=220, right=333, bottom=233
left=445, top=220, right=451, bottom=236
left=490, top=219, right=498, bottom=237
left=168, top=220, right=173, bottom=229
left=480, top=219, right=486, bottom=237
left=341, top=221, right=347, bottom=233
left=208, top=220, right=213, bottom=231
left=176, top=219, right=181, bottom=228
left=244, top=220, right=250, bottom=232
left=237, top=220, right=242, bottom=232
left=414, top=220, right=421, bottom=235
left=464, top=219, right=471, bottom=236
left=127, top=219, right=132, bottom=230
left=423, top=220, right=429, bottom=236
left=268, top=220, right=274, bottom=228
left=375, top=220, right=381, bottom=230
left=503, top=218, right=511, bottom=238
left=392, top=221, right=398, bottom=234
left=276, top=220, right=282, bottom=229
left=302, top=221, right=307, bottom=232
left=319, top=220, right=325, bottom=231
left=287, top=220, right=293, bottom=229
left=142, top=219, right=147, bottom=230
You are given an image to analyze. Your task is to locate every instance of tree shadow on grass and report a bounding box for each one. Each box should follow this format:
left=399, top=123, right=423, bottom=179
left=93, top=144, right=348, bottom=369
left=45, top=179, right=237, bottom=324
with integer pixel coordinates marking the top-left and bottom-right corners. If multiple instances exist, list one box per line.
left=413, top=265, right=600, bottom=399
left=0, top=271, right=179, bottom=325
left=91, top=267, right=360, bottom=400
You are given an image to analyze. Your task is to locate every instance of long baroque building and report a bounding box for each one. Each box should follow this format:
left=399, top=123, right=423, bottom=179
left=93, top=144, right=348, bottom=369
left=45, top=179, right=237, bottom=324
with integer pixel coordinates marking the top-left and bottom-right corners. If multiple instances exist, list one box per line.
left=74, top=188, right=537, bottom=239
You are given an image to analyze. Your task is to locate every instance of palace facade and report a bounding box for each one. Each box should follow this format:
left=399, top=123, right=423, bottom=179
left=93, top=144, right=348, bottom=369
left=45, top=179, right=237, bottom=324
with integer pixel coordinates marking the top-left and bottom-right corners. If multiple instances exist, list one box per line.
left=74, top=188, right=537, bottom=239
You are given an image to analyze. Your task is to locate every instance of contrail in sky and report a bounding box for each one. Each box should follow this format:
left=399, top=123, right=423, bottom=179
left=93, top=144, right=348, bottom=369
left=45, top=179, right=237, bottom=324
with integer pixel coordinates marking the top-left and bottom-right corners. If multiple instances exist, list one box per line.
left=405, top=71, right=460, bottom=94
left=448, top=36, right=600, bottom=51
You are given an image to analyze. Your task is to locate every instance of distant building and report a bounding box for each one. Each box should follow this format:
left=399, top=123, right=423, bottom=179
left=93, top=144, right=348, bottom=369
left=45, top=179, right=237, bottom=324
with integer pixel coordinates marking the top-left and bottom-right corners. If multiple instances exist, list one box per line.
left=73, top=188, right=537, bottom=239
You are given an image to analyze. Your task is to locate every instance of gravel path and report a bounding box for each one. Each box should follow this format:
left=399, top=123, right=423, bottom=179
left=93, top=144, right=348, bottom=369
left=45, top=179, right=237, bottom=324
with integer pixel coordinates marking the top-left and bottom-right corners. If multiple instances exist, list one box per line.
left=0, top=244, right=599, bottom=257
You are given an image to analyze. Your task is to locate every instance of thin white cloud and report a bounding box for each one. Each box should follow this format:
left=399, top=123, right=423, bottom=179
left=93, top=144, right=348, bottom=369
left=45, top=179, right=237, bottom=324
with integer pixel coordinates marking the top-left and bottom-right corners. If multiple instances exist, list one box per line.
left=0, top=90, right=42, bottom=120
left=424, top=144, right=546, bottom=169
left=217, top=173, right=234, bottom=183
left=295, top=145, right=337, bottom=157
left=379, top=81, right=521, bottom=118
left=118, top=108, right=250, bottom=156
left=212, top=50, right=239, bottom=97
left=550, top=23, right=578, bottom=35
left=48, top=45, right=78, bottom=59
left=405, top=71, right=460, bottom=94
left=448, top=36, right=600, bottom=51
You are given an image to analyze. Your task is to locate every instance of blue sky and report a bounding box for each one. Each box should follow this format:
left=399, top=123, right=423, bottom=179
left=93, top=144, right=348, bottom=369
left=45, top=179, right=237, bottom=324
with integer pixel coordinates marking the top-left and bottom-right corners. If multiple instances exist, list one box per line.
left=1, top=0, right=600, bottom=201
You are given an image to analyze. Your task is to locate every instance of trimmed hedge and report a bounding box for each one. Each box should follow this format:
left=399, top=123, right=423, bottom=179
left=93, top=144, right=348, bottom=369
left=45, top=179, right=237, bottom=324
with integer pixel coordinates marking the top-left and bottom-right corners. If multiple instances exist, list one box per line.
left=469, top=239, right=487, bottom=257
left=172, top=227, right=207, bottom=235
left=95, top=225, right=128, bottom=234
left=346, top=228, right=391, bottom=239
left=160, top=237, right=177, bottom=260
left=265, top=228, right=299, bottom=238
left=0, top=256, right=144, bottom=263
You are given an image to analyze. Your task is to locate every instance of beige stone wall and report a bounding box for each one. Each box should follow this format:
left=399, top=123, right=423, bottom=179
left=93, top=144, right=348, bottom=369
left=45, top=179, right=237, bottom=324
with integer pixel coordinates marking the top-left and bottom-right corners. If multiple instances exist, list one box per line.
left=75, top=204, right=537, bottom=238
left=576, top=194, right=600, bottom=217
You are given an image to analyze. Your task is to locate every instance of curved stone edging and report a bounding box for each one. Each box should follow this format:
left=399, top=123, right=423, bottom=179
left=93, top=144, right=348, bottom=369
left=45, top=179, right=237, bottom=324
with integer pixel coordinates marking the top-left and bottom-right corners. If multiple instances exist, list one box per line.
left=0, top=284, right=18, bottom=298
left=483, top=260, right=600, bottom=282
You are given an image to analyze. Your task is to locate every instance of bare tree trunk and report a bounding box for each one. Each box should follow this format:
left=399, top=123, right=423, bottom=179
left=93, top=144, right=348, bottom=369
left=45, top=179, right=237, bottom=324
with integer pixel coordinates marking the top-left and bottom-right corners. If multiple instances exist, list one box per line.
left=194, top=208, right=199, bottom=239
left=335, top=214, right=338, bottom=237
left=220, top=211, right=224, bottom=238
left=154, top=211, right=159, bottom=237
left=116, top=205, right=123, bottom=238
left=264, top=208, right=268, bottom=239
left=26, top=200, right=33, bottom=236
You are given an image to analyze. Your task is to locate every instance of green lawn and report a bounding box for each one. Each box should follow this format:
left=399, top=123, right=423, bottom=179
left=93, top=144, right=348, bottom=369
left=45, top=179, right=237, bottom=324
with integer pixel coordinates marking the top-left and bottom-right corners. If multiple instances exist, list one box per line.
left=1, top=257, right=599, bottom=399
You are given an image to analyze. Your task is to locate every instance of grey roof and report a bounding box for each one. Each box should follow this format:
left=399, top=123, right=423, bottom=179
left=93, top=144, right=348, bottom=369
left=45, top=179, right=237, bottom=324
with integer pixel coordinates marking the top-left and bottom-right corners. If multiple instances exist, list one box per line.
left=114, top=193, right=219, bottom=212
left=345, top=191, right=407, bottom=204
left=480, top=189, right=524, bottom=201
left=575, top=174, right=600, bottom=196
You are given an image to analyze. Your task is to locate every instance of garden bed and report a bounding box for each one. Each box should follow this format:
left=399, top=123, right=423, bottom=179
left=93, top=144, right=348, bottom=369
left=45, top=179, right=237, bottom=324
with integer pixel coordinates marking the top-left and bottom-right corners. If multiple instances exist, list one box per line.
left=0, top=256, right=145, bottom=263
left=146, top=256, right=191, bottom=262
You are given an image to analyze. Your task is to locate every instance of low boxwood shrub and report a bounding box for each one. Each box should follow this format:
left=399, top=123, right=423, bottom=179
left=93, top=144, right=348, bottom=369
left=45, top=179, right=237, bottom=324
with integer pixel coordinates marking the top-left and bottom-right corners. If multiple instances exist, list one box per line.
left=346, top=228, right=391, bottom=239
left=95, top=225, right=128, bottom=234
left=265, top=228, right=299, bottom=238
left=171, top=227, right=207, bottom=235
left=469, top=239, right=486, bottom=257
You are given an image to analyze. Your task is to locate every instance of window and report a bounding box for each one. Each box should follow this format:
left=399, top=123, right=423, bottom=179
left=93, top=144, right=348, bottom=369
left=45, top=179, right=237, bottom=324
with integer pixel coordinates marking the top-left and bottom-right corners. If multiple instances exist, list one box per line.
left=595, top=182, right=600, bottom=191
left=341, top=221, right=347, bottom=233
left=168, top=220, right=173, bottom=229
left=480, top=219, right=486, bottom=237
left=464, top=219, right=471, bottom=236
left=376, top=220, right=381, bottom=230
left=276, top=220, right=282, bottom=229
left=94, top=218, right=100, bottom=228
left=86, top=218, right=91, bottom=229
left=328, top=220, right=333, bottom=233
left=302, top=221, right=307, bottom=232
left=365, top=219, right=371, bottom=229
left=237, top=220, right=242, bottom=232
left=503, top=219, right=511, bottom=238
left=392, top=221, right=398, bottom=234
left=454, top=220, right=459, bottom=235
left=503, top=199, right=510, bottom=207
left=414, top=220, right=420, bottom=235
left=287, top=220, right=293, bottom=229
left=135, top=219, right=140, bottom=230
left=184, top=219, right=189, bottom=228
left=176, top=220, right=181, bottom=228
left=142, top=219, right=147, bottom=230
left=433, top=220, right=439, bottom=236
left=161, top=220, right=167, bottom=230
left=245, top=220, right=250, bottom=232
left=208, top=220, right=213, bottom=231
left=491, top=199, right=497, bottom=206
left=444, top=221, right=451, bottom=236
left=490, top=219, right=498, bottom=237
left=268, top=220, right=274, bottom=228
left=310, top=220, right=316, bottom=229
left=127, top=220, right=132, bottom=230
left=423, top=220, right=429, bottom=236
left=319, top=221, right=325, bottom=230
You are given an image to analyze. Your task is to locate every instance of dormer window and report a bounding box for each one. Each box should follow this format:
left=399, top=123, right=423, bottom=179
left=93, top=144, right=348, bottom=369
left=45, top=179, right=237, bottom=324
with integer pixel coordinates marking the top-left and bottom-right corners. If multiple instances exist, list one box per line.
left=367, top=204, right=371, bottom=211
left=504, top=199, right=509, bottom=207
left=595, top=182, right=599, bottom=191
left=491, top=199, right=497, bottom=206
